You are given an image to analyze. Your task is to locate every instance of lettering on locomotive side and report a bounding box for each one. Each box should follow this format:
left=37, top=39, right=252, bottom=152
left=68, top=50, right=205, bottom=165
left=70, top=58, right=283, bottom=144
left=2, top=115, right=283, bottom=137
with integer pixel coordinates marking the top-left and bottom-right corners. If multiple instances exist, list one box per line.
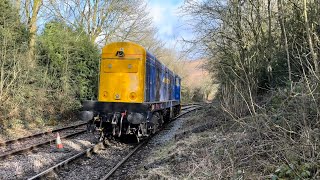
left=162, top=78, right=170, bottom=84
left=151, top=103, right=163, bottom=111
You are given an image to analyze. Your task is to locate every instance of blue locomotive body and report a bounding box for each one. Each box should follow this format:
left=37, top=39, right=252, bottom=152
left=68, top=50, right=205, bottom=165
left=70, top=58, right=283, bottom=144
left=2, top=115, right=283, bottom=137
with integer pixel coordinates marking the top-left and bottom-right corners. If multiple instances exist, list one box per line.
left=145, top=52, right=181, bottom=103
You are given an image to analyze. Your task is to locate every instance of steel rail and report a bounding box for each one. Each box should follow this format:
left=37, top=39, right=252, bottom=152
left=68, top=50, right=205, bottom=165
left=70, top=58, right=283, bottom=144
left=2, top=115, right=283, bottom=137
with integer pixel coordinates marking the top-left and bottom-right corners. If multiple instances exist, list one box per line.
left=0, top=129, right=87, bottom=159
left=100, top=105, right=202, bottom=180
left=181, top=105, right=201, bottom=110
left=1, top=104, right=191, bottom=147
left=27, top=143, right=101, bottom=180
left=0, top=122, right=87, bottom=147
left=100, top=141, right=147, bottom=180
left=181, top=103, right=202, bottom=106
left=27, top=105, right=202, bottom=180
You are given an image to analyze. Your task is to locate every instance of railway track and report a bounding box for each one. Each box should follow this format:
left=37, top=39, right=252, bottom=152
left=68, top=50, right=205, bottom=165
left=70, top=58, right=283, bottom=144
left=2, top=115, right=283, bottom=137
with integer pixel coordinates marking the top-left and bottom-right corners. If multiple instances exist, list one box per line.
left=27, top=104, right=202, bottom=180
left=181, top=104, right=202, bottom=110
left=0, top=122, right=88, bottom=159
left=101, top=105, right=202, bottom=180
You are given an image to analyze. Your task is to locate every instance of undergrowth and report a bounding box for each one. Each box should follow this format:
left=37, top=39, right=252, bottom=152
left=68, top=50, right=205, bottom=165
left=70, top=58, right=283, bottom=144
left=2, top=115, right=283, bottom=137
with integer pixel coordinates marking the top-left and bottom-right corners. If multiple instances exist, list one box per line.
left=137, top=93, right=320, bottom=179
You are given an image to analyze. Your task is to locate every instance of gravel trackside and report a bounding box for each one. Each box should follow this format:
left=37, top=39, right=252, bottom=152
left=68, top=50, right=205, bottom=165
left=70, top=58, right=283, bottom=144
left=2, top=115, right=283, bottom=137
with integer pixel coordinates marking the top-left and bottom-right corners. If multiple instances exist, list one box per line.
left=109, top=114, right=199, bottom=179
left=56, top=142, right=134, bottom=180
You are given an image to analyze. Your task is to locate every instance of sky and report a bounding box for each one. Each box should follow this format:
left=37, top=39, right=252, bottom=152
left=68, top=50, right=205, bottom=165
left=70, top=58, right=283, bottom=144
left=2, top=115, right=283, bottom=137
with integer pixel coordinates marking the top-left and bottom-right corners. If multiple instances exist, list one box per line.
left=148, top=0, right=191, bottom=50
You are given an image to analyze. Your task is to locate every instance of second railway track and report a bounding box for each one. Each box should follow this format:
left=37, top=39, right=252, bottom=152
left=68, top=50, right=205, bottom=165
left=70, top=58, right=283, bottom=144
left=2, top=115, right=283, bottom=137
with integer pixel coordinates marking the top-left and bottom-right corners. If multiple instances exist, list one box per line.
left=0, top=130, right=97, bottom=180
left=0, top=122, right=100, bottom=180
left=0, top=122, right=88, bottom=159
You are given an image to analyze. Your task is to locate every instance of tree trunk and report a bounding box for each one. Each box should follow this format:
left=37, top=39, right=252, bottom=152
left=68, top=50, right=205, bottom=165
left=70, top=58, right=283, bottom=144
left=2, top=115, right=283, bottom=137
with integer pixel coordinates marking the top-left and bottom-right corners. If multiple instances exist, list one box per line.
left=303, top=0, right=318, bottom=75
left=28, top=0, right=42, bottom=68
left=14, top=0, right=20, bottom=10
left=278, top=0, right=292, bottom=92
left=267, top=0, right=273, bottom=86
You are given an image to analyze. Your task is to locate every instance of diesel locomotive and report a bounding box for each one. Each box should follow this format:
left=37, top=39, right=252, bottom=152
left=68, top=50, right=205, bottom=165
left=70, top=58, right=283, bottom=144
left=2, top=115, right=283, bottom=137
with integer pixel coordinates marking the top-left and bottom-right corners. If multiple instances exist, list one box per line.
left=80, top=42, right=181, bottom=142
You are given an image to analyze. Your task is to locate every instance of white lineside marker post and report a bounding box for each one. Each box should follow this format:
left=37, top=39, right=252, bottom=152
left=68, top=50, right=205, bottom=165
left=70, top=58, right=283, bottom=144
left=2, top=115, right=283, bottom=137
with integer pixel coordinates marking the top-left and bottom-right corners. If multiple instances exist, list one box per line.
left=56, top=132, right=64, bottom=150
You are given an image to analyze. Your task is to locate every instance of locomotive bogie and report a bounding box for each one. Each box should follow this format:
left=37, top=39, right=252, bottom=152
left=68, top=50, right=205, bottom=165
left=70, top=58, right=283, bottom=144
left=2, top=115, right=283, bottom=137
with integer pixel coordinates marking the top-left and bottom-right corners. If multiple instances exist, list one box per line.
left=127, top=112, right=146, bottom=124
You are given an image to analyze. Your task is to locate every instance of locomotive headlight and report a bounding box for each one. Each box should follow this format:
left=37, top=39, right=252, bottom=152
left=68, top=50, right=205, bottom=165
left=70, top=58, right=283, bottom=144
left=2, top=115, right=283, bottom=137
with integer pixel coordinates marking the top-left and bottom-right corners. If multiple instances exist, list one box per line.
left=129, top=92, right=137, bottom=100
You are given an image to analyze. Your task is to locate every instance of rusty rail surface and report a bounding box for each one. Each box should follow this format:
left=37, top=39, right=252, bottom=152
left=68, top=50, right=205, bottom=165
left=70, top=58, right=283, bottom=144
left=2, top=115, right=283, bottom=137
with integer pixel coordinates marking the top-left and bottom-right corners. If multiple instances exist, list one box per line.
left=0, top=122, right=88, bottom=159
left=0, top=122, right=87, bottom=147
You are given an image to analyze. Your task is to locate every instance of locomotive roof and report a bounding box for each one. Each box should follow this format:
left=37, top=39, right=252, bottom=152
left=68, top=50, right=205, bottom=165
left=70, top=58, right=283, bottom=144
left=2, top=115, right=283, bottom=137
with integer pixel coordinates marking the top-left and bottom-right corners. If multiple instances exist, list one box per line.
left=104, top=42, right=181, bottom=79
left=146, top=51, right=180, bottom=79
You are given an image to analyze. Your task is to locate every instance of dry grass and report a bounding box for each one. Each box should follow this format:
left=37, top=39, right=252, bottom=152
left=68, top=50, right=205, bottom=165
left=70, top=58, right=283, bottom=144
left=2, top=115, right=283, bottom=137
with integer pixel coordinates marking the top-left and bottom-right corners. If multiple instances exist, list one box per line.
left=144, top=130, right=253, bottom=179
left=182, top=103, right=222, bottom=130
left=134, top=105, right=250, bottom=179
left=0, top=82, right=81, bottom=141
left=134, top=99, right=320, bottom=179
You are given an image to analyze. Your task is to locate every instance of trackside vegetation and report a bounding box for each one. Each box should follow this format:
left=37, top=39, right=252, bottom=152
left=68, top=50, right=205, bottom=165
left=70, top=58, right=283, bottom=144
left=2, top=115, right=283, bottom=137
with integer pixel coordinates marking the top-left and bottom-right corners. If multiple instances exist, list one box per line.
left=1, top=7, right=99, bottom=130
left=4, top=0, right=319, bottom=178
left=0, top=0, right=185, bottom=133
left=182, top=0, right=320, bottom=178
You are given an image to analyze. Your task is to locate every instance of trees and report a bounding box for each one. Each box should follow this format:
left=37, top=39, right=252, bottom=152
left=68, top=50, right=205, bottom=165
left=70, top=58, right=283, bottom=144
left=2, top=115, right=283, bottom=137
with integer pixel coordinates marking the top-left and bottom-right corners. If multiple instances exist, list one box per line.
left=38, top=22, right=100, bottom=100
left=0, top=0, right=30, bottom=126
left=45, top=0, right=154, bottom=45
left=182, top=0, right=320, bottom=116
left=182, top=0, right=320, bottom=177
left=1, top=0, right=174, bottom=128
left=15, top=0, right=43, bottom=67
left=0, top=0, right=29, bottom=102
left=25, top=0, right=42, bottom=65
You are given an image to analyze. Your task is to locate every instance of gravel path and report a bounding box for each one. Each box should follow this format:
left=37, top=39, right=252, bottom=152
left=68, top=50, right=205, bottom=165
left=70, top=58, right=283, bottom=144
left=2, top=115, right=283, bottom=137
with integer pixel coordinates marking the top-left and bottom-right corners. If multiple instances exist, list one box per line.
left=0, top=132, right=97, bottom=180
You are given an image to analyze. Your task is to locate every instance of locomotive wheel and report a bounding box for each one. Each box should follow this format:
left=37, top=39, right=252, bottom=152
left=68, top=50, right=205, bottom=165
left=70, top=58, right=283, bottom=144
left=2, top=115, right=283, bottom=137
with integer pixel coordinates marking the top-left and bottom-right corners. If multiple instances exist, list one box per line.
left=87, top=122, right=101, bottom=141
left=151, top=112, right=160, bottom=134
left=163, top=109, right=170, bottom=122
left=86, top=121, right=96, bottom=133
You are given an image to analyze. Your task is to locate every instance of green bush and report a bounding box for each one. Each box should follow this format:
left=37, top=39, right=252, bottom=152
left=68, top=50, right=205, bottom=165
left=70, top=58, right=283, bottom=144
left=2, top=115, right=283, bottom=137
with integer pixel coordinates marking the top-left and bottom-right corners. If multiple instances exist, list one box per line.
left=38, top=21, right=100, bottom=101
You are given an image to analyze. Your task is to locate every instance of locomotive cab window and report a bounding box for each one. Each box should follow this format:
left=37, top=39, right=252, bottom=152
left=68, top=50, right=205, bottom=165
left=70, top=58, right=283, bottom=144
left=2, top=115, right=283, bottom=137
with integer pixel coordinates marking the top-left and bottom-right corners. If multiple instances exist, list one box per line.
left=176, top=77, right=180, bottom=86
